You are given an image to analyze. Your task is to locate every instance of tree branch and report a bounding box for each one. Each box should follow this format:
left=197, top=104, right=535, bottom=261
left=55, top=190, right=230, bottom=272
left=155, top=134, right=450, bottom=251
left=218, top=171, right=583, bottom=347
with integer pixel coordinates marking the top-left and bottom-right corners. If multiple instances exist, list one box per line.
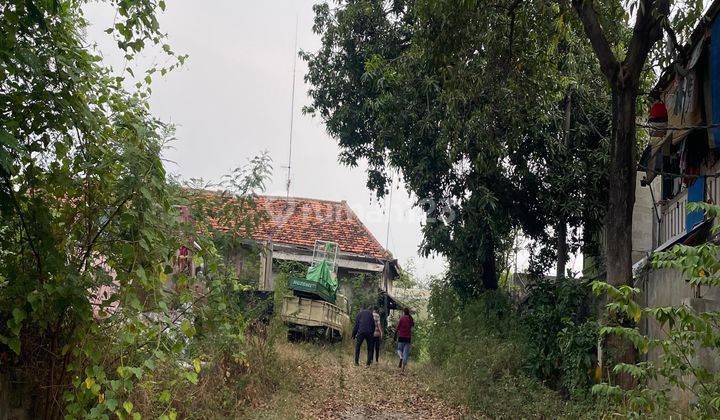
left=663, top=19, right=682, bottom=59
left=79, top=165, right=155, bottom=271
left=80, top=194, right=133, bottom=272
left=570, top=0, right=619, bottom=83
left=625, top=0, right=669, bottom=82
left=507, top=0, right=523, bottom=60
left=1, top=172, right=42, bottom=274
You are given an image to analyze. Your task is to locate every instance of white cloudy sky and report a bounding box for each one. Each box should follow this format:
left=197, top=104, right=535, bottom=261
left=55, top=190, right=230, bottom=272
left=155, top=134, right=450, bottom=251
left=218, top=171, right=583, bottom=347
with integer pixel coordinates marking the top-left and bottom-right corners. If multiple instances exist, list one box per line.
left=83, top=0, right=585, bottom=280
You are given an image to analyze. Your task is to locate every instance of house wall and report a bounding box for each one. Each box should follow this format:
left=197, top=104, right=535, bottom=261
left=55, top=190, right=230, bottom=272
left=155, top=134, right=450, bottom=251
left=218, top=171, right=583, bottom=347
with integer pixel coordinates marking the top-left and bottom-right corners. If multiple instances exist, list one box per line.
left=637, top=267, right=720, bottom=407
left=633, top=174, right=660, bottom=263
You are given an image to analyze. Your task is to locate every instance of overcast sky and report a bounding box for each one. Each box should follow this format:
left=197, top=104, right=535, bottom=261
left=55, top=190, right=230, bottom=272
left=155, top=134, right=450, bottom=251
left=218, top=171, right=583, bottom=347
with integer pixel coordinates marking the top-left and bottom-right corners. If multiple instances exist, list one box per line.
left=83, top=0, right=453, bottom=280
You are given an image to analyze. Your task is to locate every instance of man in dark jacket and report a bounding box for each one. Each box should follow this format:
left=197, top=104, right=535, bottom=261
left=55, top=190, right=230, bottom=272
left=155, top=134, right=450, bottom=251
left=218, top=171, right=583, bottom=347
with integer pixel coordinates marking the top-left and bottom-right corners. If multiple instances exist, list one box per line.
left=352, top=306, right=376, bottom=366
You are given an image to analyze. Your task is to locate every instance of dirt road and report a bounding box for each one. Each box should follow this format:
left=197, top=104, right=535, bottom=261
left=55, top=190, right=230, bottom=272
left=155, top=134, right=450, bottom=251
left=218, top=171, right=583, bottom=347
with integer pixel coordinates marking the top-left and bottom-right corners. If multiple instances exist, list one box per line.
left=251, top=342, right=469, bottom=419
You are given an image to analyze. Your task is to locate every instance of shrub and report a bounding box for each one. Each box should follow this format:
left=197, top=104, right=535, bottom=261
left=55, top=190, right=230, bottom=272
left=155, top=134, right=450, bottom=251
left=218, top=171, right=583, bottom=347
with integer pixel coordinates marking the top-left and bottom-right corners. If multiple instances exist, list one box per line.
left=346, top=273, right=381, bottom=318
left=592, top=205, right=720, bottom=418
left=425, top=280, right=606, bottom=417
left=520, top=277, right=598, bottom=397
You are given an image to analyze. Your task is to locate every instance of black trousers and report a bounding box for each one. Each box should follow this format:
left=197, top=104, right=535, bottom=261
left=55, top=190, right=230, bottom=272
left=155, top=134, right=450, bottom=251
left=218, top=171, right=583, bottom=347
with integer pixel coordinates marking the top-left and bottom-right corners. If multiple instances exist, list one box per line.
left=354, top=332, right=373, bottom=365
left=372, top=336, right=381, bottom=362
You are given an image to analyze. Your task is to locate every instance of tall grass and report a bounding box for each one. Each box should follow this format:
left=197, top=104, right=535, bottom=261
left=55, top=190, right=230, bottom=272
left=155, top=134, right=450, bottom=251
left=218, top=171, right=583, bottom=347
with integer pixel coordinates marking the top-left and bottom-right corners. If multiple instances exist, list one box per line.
left=425, top=282, right=611, bottom=418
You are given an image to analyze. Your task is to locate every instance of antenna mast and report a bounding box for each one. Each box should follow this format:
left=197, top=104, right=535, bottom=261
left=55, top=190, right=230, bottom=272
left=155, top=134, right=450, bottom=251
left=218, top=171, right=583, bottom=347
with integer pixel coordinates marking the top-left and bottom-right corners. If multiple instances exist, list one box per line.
left=285, top=16, right=299, bottom=200
left=384, top=174, right=394, bottom=250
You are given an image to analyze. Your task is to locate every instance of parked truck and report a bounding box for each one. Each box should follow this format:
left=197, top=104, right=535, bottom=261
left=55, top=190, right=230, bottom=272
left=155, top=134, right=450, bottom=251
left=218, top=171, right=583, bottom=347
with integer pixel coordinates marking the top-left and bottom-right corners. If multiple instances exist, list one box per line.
left=280, top=241, right=350, bottom=341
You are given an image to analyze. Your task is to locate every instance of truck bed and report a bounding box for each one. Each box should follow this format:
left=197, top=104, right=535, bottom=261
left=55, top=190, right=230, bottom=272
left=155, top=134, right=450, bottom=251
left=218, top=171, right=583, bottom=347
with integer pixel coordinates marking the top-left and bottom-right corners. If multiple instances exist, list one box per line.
left=281, top=295, right=350, bottom=336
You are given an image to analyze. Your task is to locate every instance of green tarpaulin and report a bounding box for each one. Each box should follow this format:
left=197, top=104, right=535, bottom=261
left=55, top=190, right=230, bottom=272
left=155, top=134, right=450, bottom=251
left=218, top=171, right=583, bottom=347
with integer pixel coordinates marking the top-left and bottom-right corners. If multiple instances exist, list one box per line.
left=306, top=260, right=338, bottom=291
left=288, top=242, right=340, bottom=303
left=288, top=258, right=339, bottom=303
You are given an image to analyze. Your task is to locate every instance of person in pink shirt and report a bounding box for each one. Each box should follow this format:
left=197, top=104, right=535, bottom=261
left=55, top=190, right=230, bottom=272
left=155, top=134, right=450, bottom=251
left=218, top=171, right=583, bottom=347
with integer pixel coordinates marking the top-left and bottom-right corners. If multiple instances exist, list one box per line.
left=394, top=307, right=414, bottom=370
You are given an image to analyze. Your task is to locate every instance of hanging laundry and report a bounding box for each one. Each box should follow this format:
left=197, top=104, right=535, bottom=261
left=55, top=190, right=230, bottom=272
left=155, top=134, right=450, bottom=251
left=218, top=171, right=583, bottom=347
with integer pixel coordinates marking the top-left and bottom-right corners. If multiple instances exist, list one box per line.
left=649, top=101, right=668, bottom=137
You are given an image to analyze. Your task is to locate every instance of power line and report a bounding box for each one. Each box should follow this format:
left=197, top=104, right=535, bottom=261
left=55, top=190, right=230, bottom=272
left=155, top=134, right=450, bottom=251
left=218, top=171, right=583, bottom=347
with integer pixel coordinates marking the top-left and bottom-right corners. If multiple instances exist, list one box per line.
left=636, top=122, right=720, bottom=131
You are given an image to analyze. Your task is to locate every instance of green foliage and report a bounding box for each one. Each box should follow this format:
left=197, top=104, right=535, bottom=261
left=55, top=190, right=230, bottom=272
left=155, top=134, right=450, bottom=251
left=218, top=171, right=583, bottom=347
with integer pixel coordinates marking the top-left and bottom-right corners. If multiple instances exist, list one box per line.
left=0, top=2, right=275, bottom=415
left=557, top=319, right=601, bottom=398
left=394, top=259, right=419, bottom=289
left=521, top=277, right=599, bottom=397
left=269, top=269, right=290, bottom=345
left=428, top=275, right=601, bottom=399
left=0, top=0, right=192, bottom=416
left=345, top=273, right=380, bottom=318
left=426, top=280, right=608, bottom=417
left=275, top=260, right=309, bottom=280
left=303, top=0, right=611, bottom=294
left=592, top=207, right=720, bottom=417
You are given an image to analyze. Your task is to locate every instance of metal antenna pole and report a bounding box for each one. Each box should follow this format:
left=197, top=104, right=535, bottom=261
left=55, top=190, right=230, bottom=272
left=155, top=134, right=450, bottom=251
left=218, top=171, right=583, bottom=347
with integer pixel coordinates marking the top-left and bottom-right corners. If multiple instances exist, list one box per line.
left=383, top=173, right=394, bottom=319
left=286, top=16, right=299, bottom=200
left=384, top=175, right=394, bottom=250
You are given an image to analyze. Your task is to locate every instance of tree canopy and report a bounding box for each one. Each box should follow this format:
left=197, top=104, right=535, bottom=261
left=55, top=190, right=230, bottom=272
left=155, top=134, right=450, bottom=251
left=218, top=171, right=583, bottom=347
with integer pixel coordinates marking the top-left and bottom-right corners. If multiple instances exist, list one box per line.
left=0, top=1, right=269, bottom=416
left=303, top=0, right=612, bottom=295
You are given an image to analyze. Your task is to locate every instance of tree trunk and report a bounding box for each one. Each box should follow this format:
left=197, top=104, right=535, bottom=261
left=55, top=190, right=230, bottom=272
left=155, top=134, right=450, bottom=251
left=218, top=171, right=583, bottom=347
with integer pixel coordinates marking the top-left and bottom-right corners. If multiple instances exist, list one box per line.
left=606, top=87, right=637, bottom=288
left=482, top=232, right=498, bottom=290
left=571, top=0, right=666, bottom=391
left=603, top=86, right=639, bottom=388
left=556, top=90, right=572, bottom=279
left=556, top=221, right=567, bottom=278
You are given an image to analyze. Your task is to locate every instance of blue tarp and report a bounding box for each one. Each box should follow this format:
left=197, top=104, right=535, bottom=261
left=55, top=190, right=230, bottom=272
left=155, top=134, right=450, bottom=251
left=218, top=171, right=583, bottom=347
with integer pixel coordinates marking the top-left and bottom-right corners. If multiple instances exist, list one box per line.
left=686, top=177, right=705, bottom=230
left=711, top=16, right=720, bottom=147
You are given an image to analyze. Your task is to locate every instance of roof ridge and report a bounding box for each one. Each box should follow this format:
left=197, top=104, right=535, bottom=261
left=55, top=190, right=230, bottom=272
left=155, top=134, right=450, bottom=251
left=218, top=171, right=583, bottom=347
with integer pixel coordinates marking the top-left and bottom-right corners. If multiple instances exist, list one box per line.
left=258, top=194, right=346, bottom=205
left=340, top=200, right=391, bottom=259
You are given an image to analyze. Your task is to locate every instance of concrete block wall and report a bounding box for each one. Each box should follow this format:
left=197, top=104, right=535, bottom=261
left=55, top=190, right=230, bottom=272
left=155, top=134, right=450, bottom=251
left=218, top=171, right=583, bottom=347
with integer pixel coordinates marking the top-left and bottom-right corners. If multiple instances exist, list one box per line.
left=639, top=268, right=720, bottom=407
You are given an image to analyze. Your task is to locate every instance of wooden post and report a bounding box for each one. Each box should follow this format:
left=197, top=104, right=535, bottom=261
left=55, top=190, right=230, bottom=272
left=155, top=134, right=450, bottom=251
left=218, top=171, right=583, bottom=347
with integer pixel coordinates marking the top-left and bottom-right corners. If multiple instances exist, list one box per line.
left=259, top=240, right=273, bottom=291
left=383, top=259, right=390, bottom=323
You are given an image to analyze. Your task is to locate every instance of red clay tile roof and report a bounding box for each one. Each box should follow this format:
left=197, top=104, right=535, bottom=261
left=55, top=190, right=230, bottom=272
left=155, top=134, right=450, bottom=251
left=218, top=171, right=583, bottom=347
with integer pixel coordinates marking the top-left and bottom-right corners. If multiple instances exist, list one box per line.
left=191, top=191, right=390, bottom=259
left=249, top=195, right=390, bottom=260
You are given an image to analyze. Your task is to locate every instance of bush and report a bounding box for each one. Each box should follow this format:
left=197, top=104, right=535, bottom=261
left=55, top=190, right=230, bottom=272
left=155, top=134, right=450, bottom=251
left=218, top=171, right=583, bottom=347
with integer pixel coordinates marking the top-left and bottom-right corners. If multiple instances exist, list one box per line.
left=592, top=206, right=720, bottom=418
left=520, top=277, right=599, bottom=397
left=346, top=273, right=381, bottom=318
left=425, top=278, right=608, bottom=417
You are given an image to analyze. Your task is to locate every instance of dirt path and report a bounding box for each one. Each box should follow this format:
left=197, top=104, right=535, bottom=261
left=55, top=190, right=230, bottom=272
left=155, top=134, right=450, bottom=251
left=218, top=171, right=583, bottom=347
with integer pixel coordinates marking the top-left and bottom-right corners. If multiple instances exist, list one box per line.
left=251, top=342, right=470, bottom=419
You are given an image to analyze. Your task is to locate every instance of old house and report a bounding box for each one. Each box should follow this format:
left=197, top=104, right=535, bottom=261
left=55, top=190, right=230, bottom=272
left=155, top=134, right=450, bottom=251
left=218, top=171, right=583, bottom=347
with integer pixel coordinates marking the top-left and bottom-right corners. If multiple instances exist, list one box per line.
left=241, top=195, right=400, bottom=310
left=632, top=0, right=720, bottom=403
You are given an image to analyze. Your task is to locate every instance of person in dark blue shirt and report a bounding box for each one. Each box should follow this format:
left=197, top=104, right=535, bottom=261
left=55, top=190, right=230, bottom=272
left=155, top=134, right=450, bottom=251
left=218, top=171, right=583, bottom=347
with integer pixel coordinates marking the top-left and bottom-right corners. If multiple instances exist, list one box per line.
left=352, top=306, right=376, bottom=366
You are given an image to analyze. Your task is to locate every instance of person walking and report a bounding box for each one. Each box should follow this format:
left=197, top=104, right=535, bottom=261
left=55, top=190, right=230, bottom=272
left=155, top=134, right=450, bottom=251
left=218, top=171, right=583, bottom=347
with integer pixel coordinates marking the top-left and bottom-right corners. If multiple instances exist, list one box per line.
left=352, top=305, right=376, bottom=366
left=394, top=307, right=414, bottom=370
left=372, top=307, right=383, bottom=363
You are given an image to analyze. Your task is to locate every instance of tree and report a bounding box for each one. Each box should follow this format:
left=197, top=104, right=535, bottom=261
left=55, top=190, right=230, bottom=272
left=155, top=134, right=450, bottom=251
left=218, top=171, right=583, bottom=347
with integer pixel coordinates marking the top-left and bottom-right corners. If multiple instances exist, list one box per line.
left=303, top=0, right=611, bottom=295
left=565, top=0, right=703, bottom=387
left=0, top=1, right=183, bottom=414
left=569, top=0, right=702, bottom=289
left=0, top=1, right=270, bottom=417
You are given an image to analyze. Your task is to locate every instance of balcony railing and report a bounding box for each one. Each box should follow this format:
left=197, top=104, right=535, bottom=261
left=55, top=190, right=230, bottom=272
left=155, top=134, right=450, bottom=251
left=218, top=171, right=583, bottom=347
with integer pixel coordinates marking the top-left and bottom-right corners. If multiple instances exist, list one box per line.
left=658, top=189, right=687, bottom=246
left=706, top=176, right=720, bottom=206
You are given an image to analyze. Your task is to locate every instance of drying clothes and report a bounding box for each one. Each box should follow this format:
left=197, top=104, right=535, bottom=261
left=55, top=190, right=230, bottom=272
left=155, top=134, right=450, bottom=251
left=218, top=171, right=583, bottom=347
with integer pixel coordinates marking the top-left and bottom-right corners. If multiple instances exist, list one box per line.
left=664, top=70, right=703, bottom=145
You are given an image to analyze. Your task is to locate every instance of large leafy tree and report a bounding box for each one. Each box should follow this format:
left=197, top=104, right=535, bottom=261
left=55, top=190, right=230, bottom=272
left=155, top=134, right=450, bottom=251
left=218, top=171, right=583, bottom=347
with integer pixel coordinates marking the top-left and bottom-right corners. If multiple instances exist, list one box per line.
left=0, top=1, right=271, bottom=417
left=303, top=0, right=610, bottom=295
left=0, top=0, right=183, bottom=415
left=569, top=0, right=702, bottom=289
left=566, top=0, right=702, bottom=387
